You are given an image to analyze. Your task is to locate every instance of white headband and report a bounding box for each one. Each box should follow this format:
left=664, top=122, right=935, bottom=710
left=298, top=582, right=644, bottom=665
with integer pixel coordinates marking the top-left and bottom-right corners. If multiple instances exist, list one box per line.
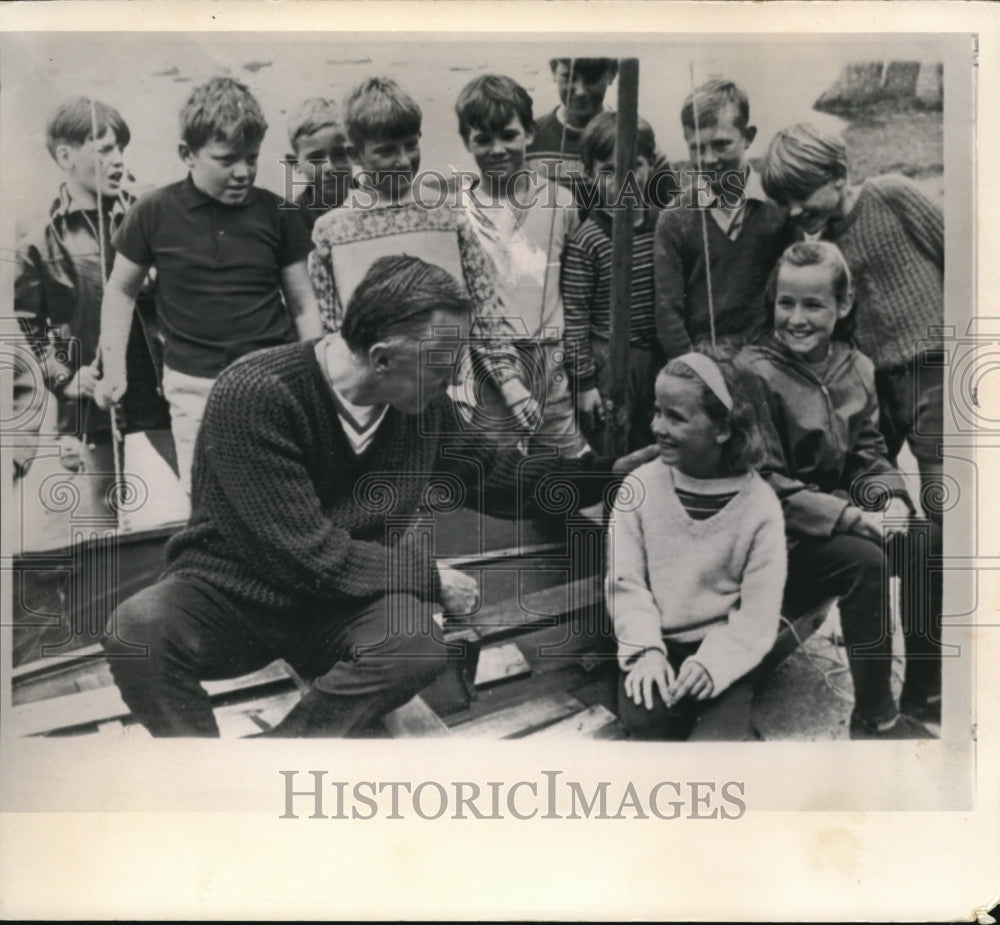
left=674, top=352, right=734, bottom=411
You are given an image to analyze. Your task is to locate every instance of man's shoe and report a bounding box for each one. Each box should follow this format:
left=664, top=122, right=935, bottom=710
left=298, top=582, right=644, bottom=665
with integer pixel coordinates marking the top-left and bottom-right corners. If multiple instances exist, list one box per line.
left=849, top=712, right=936, bottom=740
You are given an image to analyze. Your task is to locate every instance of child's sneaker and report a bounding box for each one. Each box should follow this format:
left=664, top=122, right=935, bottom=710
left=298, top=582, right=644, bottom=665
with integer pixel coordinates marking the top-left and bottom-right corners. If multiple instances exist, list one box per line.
left=849, top=712, right=936, bottom=740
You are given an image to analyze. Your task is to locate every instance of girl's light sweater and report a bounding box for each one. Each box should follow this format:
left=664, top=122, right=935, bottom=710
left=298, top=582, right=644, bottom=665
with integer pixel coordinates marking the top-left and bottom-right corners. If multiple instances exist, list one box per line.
left=607, top=462, right=787, bottom=694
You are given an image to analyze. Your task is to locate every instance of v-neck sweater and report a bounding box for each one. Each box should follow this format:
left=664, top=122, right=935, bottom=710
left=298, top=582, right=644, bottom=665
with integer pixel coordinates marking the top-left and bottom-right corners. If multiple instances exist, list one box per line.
left=166, top=340, right=619, bottom=617
left=654, top=191, right=793, bottom=358
left=607, top=460, right=786, bottom=693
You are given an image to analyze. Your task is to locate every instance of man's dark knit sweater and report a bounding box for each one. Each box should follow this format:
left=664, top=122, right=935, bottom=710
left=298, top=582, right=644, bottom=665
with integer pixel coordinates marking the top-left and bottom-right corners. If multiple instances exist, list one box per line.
left=166, top=341, right=618, bottom=617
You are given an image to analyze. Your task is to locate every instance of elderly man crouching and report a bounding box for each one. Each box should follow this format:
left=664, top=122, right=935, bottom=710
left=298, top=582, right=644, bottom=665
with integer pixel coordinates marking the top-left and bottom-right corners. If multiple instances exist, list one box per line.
left=102, top=254, right=649, bottom=737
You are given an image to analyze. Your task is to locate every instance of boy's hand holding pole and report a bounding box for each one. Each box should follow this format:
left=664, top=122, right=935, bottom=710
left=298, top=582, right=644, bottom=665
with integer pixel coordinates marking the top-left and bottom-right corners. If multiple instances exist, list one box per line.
left=94, top=253, right=150, bottom=410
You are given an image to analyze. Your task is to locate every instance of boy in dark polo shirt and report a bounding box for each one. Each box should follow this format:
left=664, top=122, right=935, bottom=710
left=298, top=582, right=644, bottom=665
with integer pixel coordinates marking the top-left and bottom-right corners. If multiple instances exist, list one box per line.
left=96, top=77, right=321, bottom=492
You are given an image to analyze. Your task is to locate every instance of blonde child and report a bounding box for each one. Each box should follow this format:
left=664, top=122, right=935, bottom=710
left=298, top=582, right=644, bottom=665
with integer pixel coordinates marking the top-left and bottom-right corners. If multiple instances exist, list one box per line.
left=454, top=73, right=586, bottom=456
left=761, top=123, right=944, bottom=513
left=608, top=350, right=786, bottom=741
left=96, top=77, right=321, bottom=494
left=285, top=97, right=353, bottom=233
left=310, top=76, right=541, bottom=435
left=740, top=241, right=939, bottom=734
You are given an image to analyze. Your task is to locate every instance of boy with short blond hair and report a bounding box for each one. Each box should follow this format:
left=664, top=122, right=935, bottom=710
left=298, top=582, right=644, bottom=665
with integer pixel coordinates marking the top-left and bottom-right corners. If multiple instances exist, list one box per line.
left=654, top=78, right=792, bottom=359
left=310, top=76, right=541, bottom=436
left=562, top=110, right=663, bottom=454
left=285, top=97, right=353, bottom=232
left=96, top=76, right=321, bottom=493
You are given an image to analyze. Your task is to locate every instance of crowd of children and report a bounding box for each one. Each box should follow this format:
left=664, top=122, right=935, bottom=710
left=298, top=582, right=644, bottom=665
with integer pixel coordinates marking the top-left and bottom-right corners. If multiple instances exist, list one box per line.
left=13, top=57, right=946, bottom=741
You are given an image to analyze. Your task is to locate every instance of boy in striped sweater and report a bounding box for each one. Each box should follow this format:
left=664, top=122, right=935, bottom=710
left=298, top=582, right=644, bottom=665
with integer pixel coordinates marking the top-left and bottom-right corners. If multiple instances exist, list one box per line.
left=561, top=111, right=663, bottom=453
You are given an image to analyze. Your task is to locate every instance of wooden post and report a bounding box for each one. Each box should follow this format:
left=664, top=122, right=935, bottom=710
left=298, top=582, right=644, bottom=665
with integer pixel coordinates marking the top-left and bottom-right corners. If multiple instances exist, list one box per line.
left=605, top=58, right=639, bottom=458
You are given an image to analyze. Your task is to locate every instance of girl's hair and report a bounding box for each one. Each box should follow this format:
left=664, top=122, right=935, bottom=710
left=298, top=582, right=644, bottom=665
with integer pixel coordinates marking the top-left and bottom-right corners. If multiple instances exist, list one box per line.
left=579, top=111, right=657, bottom=172
left=660, top=346, right=767, bottom=475
left=680, top=78, right=750, bottom=133
left=46, top=97, right=131, bottom=160
left=762, top=240, right=856, bottom=343
left=343, top=77, right=422, bottom=150
left=761, top=123, right=849, bottom=205
left=455, top=74, right=533, bottom=144
left=341, top=254, right=472, bottom=352
left=180, top=77, right=268, bottom=152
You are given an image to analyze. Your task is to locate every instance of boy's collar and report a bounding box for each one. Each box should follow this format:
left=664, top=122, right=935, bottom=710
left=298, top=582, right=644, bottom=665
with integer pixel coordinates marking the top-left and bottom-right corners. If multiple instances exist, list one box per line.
left=554, top=104, right=610, bottom=133
left=181, top=173, right=256, bottom=210
left=51, top=181, right=132, bottom=219
left=587, top=204, right=656, bottom=234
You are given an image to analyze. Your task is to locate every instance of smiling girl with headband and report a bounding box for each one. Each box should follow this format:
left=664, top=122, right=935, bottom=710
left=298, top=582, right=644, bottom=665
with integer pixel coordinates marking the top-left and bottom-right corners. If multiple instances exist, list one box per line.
left=607, top=348, right=787, bottom=741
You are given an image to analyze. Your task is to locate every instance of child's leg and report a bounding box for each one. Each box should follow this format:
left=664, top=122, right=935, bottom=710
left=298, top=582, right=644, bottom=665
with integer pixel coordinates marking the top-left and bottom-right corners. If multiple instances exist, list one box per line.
left=626, top=345, right=662, bottom=452
left=525, top=341, right=589, bottom=457
left=617, top=671, right=697, bottom=740
left=687, top=675, right=755, bottom=742
left=890, top=521, right=943, bottom=720
left=875, top=352, right=945, bottom=521
left=160, top=366, right=216, bottom=495
left=784, top=534, right=898, bottom=728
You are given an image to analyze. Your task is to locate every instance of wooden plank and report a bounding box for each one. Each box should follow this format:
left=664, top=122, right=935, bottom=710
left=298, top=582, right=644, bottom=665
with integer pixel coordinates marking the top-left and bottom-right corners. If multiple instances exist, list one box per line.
left=213, top=691, right=301, bottom=738
left=527, top=704, right=619, bottom=739
left=471, top=574, right=605, bottom=643
left=382, top=696, right=452, bottom=738
left=11, top=642, right=106, bottom=681
left=12, top=660, right=296, bottom=737
left=451, top=692, right=583, bottom=739
left=474, top=643, right=532, bottom=688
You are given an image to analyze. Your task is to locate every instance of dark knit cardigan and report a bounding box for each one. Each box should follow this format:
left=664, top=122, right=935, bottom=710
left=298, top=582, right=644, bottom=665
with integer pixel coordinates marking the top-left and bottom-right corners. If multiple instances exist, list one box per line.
left=166, top=341, right=619, bottom=617
left=654, top=193, right=793, bottom=358
left=825, top=174, right=943, bottom=370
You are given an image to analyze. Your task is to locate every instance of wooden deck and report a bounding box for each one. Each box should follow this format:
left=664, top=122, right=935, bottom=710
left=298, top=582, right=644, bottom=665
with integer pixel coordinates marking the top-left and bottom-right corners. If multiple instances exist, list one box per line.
left=9, top=507, right=832, bottom=741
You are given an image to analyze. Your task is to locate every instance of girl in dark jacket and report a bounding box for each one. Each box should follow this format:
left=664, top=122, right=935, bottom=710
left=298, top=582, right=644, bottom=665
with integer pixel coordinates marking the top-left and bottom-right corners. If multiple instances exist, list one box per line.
left=739, top=241, right=940, bottom=738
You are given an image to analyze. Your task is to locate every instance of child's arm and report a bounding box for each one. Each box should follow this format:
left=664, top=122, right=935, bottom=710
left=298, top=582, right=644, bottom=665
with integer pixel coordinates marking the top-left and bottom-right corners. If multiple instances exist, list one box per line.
left=13, top=236, right=92, bottom=400
left=455, top=215, right=541, bottom=431
left=741, top=362, right=855, bottom=536
left=676, top=489, right=787, bottom=698
left=842, top=366, right=914, bottom=511
left=874, top=176, right=944, bottom=272
left=606, top=483, right=670, bottom=670
left=94, top=253, right=150, bottom=410
left=280, top=259, right=324, bottom=341
left=560, top=232, right=603, bottom=419
left=307, top=238, right=342, bottom=334
left=653, top=212, right=693, bottom=359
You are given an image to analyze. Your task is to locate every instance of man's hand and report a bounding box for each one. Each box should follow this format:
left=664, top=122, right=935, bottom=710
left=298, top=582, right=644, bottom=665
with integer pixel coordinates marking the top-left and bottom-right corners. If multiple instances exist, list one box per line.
left=612, top=443, right=660, bottom=474
left=624, top=648, right=675, bottom=710
left=576, top=387, right=605, bottom=423
left=667, top=658, right=714, bottom=704
left=500, top=378, right=542, bottom=432
left=63, top=363, right=101, bottom=401
left=438, top=566, right=480, bottom=616
left=94, top=367, right=127, bottom=411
